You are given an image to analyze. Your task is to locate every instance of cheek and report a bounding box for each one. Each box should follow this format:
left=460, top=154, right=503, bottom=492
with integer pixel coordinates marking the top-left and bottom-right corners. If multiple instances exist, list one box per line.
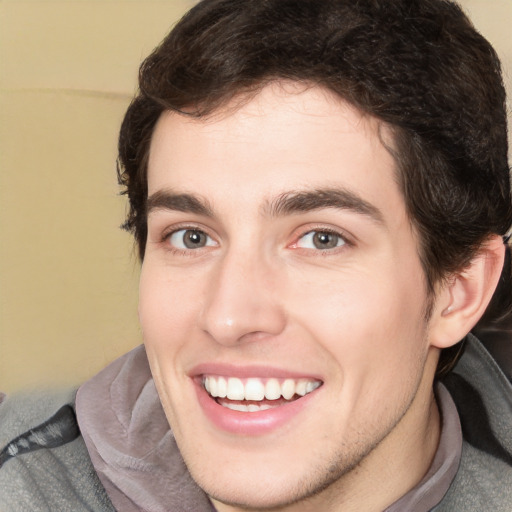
left=138, top=264, right=202, bottom=426
left=290, top=263, right=428, bottom=380
left=138, top=262, right=202, bottom=356
left=138, top=261, right=224, bottom=436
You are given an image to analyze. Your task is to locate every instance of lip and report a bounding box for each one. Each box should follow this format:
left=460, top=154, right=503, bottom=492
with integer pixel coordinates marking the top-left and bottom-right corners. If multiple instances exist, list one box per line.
left=190, top=363, right=322, bottom=381
left=191, top=364, right=322, bottom=436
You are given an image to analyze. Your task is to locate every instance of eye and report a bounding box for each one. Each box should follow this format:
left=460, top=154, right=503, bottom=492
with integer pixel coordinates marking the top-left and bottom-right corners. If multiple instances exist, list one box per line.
left=295, top=230, right=346, bottom=250
left=167, top=229, right=216, bottom=250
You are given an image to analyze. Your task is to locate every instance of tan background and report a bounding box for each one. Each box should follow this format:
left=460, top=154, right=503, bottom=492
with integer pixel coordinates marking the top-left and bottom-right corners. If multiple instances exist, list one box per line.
left=1, top=0, right=511, bottom=393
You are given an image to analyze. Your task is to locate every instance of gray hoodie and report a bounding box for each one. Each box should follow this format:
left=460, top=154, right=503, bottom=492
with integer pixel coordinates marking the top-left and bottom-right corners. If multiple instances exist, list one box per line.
left=0, top=335, right=511, bottom=511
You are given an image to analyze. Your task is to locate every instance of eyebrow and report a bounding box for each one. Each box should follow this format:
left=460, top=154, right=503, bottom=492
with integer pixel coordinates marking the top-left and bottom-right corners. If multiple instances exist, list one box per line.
left=146, top=187, right=384, bottom=224
left=146, top=190, right=213, bottom=217
left=266, top=188, right=384, bottom=224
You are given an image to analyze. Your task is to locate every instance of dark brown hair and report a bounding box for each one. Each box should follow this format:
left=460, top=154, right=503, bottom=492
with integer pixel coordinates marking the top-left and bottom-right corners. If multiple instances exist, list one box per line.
left=117, top=0, right=512, bottom=372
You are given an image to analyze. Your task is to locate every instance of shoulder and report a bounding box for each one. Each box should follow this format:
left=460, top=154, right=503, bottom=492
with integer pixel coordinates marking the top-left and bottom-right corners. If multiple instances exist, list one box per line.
left=0, top=389, right=76, bottom=444
left=439, top=335, right=512, bottom=511
left=436, top=442, right=512, bottom=512
left=0, top=390, right=114, bottom=512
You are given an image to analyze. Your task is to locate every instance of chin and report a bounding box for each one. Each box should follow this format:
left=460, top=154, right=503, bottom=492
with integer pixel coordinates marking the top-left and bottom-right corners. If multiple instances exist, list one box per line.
left=180, top=436, right=367, bottom=512
left=195, top=468, right=327, bottom=511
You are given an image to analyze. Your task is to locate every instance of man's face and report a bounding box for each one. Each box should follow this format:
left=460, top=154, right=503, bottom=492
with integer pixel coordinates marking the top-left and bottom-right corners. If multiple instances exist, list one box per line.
left=139, top=84, right=440, bottom=510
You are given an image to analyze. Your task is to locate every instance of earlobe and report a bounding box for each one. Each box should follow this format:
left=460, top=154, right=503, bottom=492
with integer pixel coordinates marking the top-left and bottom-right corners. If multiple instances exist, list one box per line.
left=429, top=235, right=506, bottom=349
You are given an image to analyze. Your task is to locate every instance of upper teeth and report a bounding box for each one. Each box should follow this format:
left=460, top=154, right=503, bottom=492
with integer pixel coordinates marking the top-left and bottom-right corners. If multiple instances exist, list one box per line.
left=203, top=376, right=321, bottom=401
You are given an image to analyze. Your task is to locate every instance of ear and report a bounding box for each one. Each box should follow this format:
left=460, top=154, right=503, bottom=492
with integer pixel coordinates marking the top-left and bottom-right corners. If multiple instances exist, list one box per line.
left=429, top=235, right=506, bottom=349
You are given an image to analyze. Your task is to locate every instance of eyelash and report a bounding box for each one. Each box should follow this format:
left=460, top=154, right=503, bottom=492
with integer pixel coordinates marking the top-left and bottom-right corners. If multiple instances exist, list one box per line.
left=159, top=225, right=353, bottom=256
left=160, top=224, right=218, bottom=256
left=290, top=227, right=352, bottom=254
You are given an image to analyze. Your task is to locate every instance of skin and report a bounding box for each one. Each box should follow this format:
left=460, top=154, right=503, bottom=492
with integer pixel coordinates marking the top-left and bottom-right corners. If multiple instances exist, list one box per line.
left=139, top=83, right=464, bottom=511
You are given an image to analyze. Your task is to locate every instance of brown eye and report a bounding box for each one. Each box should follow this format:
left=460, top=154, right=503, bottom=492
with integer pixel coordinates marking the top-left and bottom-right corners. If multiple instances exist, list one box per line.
left=296, top=230, right=345, bottom=250
left=168, top=229, right=215, bottom=250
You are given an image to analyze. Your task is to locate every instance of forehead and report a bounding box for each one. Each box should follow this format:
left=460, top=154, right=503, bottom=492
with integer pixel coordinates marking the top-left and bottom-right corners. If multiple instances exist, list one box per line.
left=147, top=83, right=406, bottom=226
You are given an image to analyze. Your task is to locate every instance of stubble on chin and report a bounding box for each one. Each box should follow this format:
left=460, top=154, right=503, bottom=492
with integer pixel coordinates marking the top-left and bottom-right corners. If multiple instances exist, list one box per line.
left=202, top=435, right=389, bottom=512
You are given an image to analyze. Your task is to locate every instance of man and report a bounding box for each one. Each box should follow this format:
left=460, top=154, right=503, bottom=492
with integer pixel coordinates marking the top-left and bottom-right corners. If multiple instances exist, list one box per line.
left=1, top=0, right=511, bottom=510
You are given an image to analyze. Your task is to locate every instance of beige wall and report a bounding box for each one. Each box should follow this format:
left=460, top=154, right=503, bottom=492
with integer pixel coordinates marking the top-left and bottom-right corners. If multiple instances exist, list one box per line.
left=1, top=1, right=511, bottom=393
left=0, top=0, right=194, bottom=392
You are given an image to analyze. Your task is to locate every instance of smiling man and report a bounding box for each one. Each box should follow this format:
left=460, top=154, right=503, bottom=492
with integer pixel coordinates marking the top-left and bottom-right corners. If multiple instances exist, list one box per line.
left=1, top=1, right=512, bottom=511
left=140, top=84, right=450, bottom=511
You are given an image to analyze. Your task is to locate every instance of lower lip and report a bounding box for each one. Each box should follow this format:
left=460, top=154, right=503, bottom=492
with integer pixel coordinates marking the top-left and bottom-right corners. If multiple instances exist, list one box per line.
left=194, top=382, right=318, bottom=436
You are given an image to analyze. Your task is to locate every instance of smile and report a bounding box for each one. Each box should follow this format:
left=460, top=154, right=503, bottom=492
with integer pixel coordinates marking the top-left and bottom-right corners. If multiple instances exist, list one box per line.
left=203, top=376, right=322, bottom=412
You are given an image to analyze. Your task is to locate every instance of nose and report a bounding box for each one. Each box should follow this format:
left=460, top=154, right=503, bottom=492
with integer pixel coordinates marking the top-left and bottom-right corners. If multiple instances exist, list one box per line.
left=199, top=249, right=287, bottom=346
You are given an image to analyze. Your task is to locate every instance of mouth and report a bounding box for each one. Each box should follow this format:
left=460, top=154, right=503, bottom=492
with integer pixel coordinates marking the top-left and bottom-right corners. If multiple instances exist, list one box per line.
left=203, top=375, right=322, bottom=412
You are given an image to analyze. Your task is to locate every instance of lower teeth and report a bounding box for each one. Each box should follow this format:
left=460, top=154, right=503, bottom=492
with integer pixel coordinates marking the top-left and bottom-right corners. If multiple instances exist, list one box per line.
left=216, top=398, right=290, bottom=412
left=223, top=403, right=274, bottom=412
